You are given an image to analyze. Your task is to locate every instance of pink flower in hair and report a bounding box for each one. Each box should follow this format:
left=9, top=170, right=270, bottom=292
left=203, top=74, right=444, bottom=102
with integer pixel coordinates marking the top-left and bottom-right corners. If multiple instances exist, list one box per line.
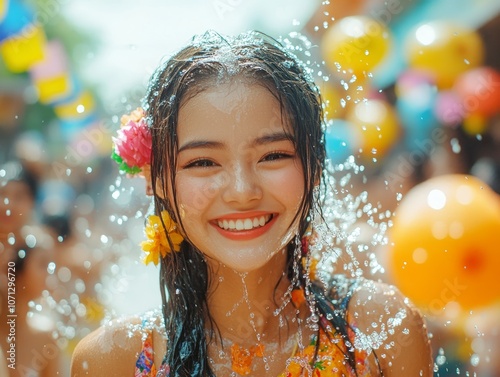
left=112, top=108, right=152, bottom=174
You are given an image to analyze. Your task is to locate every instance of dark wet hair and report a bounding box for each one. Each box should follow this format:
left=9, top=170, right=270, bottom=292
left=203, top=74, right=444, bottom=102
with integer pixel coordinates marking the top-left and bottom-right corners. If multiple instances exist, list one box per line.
left=145, top=30, right=366, bottom=376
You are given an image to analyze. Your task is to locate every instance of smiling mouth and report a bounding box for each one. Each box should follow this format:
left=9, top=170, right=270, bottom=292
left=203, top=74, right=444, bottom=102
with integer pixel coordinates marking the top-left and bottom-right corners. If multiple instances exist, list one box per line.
left=216, top=214, right=274, bottom=231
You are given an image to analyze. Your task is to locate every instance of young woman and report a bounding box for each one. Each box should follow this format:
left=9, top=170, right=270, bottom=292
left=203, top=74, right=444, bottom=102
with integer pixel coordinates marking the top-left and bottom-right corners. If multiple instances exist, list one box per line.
left=71, top=31, right=433, bottom=376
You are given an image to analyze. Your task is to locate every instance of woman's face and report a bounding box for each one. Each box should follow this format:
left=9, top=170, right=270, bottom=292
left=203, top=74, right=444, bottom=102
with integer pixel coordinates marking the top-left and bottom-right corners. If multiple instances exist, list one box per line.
left=172, top=80, right=305, bottom=272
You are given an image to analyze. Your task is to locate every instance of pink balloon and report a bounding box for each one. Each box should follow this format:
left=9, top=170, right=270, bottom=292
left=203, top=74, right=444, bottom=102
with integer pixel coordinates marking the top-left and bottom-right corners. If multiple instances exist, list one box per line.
left=395, top=69, right=435, bottom=96
left=434, top=90, right=464, bottom=127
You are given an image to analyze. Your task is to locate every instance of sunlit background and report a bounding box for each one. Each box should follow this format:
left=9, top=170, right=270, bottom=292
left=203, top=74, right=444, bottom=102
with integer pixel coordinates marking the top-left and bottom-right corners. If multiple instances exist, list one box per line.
left=1, top=0, right=499, bottom=375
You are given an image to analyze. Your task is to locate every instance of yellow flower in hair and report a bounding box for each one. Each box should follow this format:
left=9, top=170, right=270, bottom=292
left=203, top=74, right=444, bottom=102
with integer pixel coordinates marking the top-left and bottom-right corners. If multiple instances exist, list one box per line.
left=140, top=211, right=184, bottom=265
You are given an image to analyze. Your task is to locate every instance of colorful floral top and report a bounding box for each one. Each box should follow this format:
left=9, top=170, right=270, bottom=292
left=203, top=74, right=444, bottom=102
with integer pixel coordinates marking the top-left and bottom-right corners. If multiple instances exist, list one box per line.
left=135, top=276, right=373, bottom=377
left=279, top=317, right=371, bottom=377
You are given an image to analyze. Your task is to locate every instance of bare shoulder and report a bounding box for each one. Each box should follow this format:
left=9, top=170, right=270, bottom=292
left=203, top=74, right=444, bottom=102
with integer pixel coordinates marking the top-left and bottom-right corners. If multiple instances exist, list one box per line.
left=70, top=315, right=144, bottom=377
left=348, top=279, right=433, bottom=377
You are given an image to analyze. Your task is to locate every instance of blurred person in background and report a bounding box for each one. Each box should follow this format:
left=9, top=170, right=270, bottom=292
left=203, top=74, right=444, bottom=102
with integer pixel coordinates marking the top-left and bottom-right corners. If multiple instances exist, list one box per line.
left=0, top=160, right=62, bottom=376
left=39, top=178, right=107, bottom=373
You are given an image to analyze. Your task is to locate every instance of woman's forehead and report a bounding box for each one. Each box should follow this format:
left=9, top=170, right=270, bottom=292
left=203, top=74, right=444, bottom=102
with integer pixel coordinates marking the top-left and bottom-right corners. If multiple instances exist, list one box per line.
left=176, top=82, right=292, bottom=144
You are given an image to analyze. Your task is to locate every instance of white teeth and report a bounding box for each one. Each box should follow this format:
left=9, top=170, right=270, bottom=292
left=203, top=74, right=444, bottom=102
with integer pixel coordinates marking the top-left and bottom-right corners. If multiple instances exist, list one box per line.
left=235, top=219, right=244, bottom=230
left=244, top=219, right=253, bottom=230
left=217, top=215, right=272, bottom=231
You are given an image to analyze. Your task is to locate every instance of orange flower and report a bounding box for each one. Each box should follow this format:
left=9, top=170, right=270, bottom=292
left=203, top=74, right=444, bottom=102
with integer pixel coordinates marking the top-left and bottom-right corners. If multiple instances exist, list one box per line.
left=120, top=107, right=146, bottom=126
left=291, top=288, right=306, bottom=308
left=230, top=343, right=265, bottom=376
left=140, top=211, right=184, bottom=265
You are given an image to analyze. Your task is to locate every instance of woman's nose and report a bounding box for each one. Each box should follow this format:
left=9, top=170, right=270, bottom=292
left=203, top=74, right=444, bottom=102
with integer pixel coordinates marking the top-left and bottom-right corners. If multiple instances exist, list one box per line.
left=221, top=164, right=263, bottom=206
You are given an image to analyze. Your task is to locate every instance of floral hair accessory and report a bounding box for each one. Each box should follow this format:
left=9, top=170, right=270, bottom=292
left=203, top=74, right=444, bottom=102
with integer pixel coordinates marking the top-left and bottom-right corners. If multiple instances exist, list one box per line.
left=111, top=107, right=152, bottom=175
left=140, top=210, right=184, bottom=265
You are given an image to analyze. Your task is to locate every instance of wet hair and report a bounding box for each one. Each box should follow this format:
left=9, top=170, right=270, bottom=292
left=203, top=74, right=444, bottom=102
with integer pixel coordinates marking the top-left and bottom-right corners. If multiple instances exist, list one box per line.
left=145, top=30, right=364, bottom=376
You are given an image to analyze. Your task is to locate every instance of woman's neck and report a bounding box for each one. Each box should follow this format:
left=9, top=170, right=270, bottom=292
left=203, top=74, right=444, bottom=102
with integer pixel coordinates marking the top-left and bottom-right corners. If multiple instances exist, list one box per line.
left=205, top=249, right=297, bottom=346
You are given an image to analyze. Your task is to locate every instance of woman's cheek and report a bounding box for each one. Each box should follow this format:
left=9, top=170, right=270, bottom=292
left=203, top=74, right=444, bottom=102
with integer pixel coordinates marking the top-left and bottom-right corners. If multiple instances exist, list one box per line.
left=176, top=174, right=225, bottom=218
left=262, top=166, right=304, bottom=201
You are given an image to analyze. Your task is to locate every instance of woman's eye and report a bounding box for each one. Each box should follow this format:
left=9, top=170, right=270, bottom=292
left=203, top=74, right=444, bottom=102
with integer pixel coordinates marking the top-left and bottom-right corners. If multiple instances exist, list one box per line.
left=184, top=159, right=217, bottom=169
left=261, top=152, right=294, bottom=162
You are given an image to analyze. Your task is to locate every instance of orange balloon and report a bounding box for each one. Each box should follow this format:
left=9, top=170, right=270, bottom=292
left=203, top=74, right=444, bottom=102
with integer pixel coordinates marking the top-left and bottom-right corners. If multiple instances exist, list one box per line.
left=345, top=98, right=400, bottom=160
left=321, top=15, right=391, bottom=76
left=389, top=175, right=500, bottom=313
left=454, top=66, right=500, bottom=118
left=405, top=21, right=484, bottom=89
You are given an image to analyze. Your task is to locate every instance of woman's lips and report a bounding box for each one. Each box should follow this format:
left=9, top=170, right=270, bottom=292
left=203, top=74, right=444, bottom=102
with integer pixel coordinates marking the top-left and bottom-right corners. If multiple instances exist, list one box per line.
left=211, top=213, right=277, bottom=241
left=217, top=214, right=272, bottom=231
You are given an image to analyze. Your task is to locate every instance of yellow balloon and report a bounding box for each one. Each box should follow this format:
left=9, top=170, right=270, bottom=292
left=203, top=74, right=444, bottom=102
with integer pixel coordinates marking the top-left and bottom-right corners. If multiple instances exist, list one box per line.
left=35, top=74, right=73, bottom=104
left=317, top=80, right=346, bottom=119
left=388, top=175, right=500, bottom=313
left=54, top=91, right=95, bottom=120
left=345, top=98, right=400, bottom=160
left=462, top=114, right=488, bottom=135
left=405, top=21, right=485, bottom=89
left=321, top=15, right=392, bottom=75
left=0, top=24, right=46, bottom=72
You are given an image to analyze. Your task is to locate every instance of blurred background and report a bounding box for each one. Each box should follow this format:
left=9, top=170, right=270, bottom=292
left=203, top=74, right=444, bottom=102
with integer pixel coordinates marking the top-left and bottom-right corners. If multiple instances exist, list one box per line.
left=0, top=0, right=499, bottom=376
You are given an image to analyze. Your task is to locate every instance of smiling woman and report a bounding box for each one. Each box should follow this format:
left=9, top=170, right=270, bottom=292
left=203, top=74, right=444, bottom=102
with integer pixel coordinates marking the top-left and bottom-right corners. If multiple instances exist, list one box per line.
left=70, top=30, right=433, bottom=377
left=174, top=81, right=304, bottom=271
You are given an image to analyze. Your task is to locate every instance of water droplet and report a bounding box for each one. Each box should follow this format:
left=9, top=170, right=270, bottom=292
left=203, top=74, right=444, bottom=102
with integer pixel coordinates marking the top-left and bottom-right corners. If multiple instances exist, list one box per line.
left=436, top=348, right=446, bottom=365
left=450, top=138, right=461, bottom=154
left=58, top=267, right=72, bottom=283
left=470, top=354, right=480, bottom=366
left=47, top=262, right=56, bottom=274
left=25, top=234, right=37, bottom=248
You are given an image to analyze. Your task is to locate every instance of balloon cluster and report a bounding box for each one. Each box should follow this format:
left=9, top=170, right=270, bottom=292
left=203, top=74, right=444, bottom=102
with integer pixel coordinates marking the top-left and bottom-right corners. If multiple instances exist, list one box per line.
left=315, top=10, right=500, bottom=316
left=318, top=16, right=499, bottom=164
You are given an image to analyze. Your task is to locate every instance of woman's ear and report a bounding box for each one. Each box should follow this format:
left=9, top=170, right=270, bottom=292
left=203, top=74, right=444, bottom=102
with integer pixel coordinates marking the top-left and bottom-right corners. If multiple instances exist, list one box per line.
left=140, top=164, right=154, bottom=196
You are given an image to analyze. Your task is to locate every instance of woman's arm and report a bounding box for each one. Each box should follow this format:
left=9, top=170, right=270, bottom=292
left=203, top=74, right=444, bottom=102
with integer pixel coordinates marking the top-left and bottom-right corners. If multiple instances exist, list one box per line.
left=349, top=280, right=434, bottom=376
left=71, top=318, right=143, bottom=377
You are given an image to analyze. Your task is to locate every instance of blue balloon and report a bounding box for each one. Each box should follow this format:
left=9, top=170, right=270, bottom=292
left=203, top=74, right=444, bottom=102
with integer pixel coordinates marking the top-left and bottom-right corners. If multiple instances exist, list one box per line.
left=324, top=119, right=355, bottom=164
left=396, top=83, right=440, bottom=151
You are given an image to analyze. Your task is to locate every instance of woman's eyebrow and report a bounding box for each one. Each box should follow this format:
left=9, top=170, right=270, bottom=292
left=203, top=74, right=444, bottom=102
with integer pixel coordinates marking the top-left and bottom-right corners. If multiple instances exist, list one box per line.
left=250, top=131, right=293, bottom=147
left=178, top=140, right=224, bottom=153
left=178, top=131, right=292, bottom=153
